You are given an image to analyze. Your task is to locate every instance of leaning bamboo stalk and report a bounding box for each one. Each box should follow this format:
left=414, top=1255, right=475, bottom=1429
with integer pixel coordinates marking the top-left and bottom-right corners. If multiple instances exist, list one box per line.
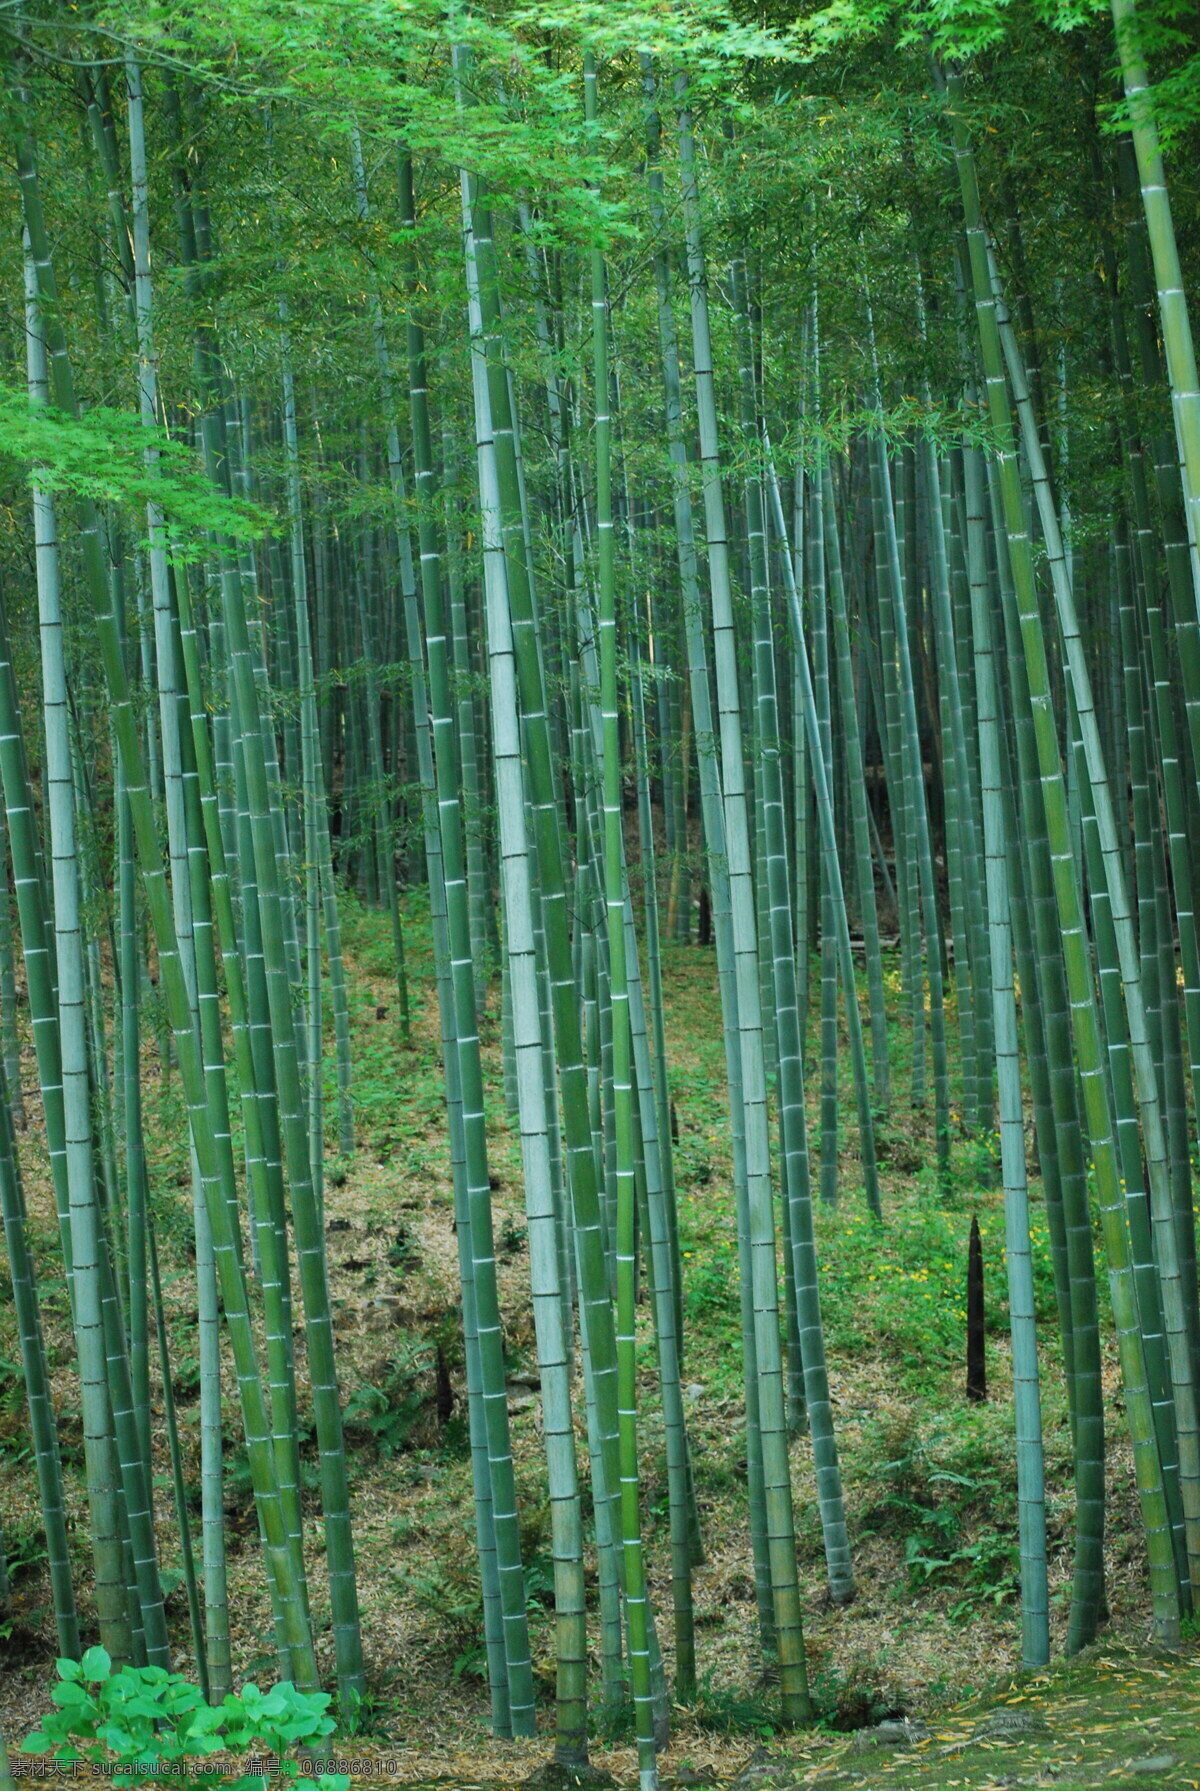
left=822, top=461, right=890, bottom=1114
left=988, top=239, right=1200, bottom=1596
left=677, top=76, right=810, bottom=1725
left=864, top=313, right=950, bottom=1184
left=949, top=69, right=1180, bottom=1641
left=585, top=58, right=656, bottom=1778
left=1110, top=0, right=1200, bottom=608
left=642, top=60, right=774, bottom=1643
left=765, top=448, right=882, bottom=1225
left=398, top=144, right=526, bottom=1741
left=22, top=219, right=152, bottom=1665
left=484, top=412, right=590, bottom=1765
left=456, top=89, right=635, bottom=1724
left=979, top=439, right=1107, bottom=1647
left=728, top=253, right=854, bottom=1602
left=127, top=69, right=236, bottom=1685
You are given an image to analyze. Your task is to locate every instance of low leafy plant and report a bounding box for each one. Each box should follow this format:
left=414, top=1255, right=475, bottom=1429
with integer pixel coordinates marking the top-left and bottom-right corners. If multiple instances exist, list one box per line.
left=905, top=1521, right=1021, bottom=1619
left=171, top=1354, right=202, bottom=1403
left=343, top=1340, right=433, bottom=1456
left=334, top=1679, right=398, bottom=1741
left=2, top=1516, right=48, bottom=1585
left=403, top=1559, right=489, bottom=1680
left=404, top=1544, right=557, bottom=1684
left=858, top=1419, right=1020, bottom=1618
left=685, top=1674, right=779, bottom=1739
left=386, top=1225, right=420, bottom=1271
left=499, top=1215, right=527, bottom=1255
left=0, top=1354, right=24, bottom=1420
left=809, top=1656, right=899, bottom=1732
left=21, top=1647, right=348, bottom=1791
left=681, top=1239, right=739, bottom=1319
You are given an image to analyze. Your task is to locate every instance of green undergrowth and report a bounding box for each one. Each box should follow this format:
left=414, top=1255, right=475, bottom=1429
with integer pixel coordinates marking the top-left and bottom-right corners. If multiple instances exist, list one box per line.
left=0, top=890, right=1187, bottom=1756
left=659, top=933, right=1081, bottom=1645
left=728, top=1641, right=1200, bottom=1791
left=493, top=1643, right=1200, bottom=1785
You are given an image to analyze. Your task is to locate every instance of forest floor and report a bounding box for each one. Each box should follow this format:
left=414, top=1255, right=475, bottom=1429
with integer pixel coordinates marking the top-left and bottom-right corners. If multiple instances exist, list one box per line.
left=0, top=894, right=1188, bottom=1781
left=663, top=1641, right=1200, bottom=1789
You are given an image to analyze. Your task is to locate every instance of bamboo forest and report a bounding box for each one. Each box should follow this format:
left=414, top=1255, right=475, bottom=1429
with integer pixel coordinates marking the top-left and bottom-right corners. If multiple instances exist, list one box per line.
left=5, top=0, right=1200, bottom=1784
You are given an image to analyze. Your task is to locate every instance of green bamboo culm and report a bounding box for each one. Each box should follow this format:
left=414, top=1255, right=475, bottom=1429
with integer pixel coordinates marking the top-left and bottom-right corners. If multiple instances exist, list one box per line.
left=947, top=65, right=1181, bottom=1645
left=677, top=71, right=811, bottom=1725
left=458, top=109, right=540, bottom=1736
left=1110, top=0, right=1200, bottom=615
left=586, top=54, right=659, bottom=1786
left=0, top=1039, right=80, bottom=1660
left=403, top=140, right=544, bottom=1746
left=17, top=141, right=159, bottom=1662
left=458, top=43, right=637, bottom=1738
left=985, top=243, right=1200, bottom=1600
left=13, top=71, right=323, bottom=1684
left=965, top=439, right=1050, bottom=1667
left=726, top=245, right=854, bottom=1606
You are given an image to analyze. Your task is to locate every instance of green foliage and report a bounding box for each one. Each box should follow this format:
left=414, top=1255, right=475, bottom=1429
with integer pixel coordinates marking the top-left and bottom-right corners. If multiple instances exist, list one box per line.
left=815, top=1183, right=1056, bottom=1380
left=682, top=1237, right=739, bottom=1319
left=408, top=1563, right=490, bottom=1680
left=0, top=1517, right=48, bottom=1586
left=0, top=1353, right=26, bottom=1430
left=0, top=392, right=268, bottom=545
left=904, top=1523, right=1021, bottom=1620
left=499, top=1214, right=528, bottom=1254
left=333, top=1679, right=397, bottom=1741
left=21, top=1650, right=346, bottom=1791
left=860, top=1417, right=1021, bottom=1620
left=170, top=1353, right=203, bottom=1403
left=399, top=1533, right=555, bottom=1684
left=808, top=1655, right=900, bottom=1731
left=94, top=0, right=804, bottom=258
left=343, top=1340, right=434, bottom=1457
left=797, top=0, right=1058, bottom=61
left=684, top=1675, right=781, bottom=1738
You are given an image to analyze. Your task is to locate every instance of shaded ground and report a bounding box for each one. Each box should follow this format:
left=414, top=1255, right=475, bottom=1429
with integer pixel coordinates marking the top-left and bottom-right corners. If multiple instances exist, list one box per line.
left=0, top=895, right=1187, bottom=1776
left=716, top=1642, right=1200, bottom=1791
left=7, top=1642, right=1199, bottom=1788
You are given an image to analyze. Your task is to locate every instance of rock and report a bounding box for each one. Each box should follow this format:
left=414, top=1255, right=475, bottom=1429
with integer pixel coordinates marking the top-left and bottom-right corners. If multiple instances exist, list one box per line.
left=523, top=1765, right=615, bottom=1791
left=727, top=1748, right=807, bottom=1789
left=685, top=1383, right=705, bottom=1400
left=1126, top=1756, right=1178, bottom=1776
left=508, top=1392, right=538, bottom=1414
left=507, top=1371, right=542, bottom=1390
left=852, top=1719, right=930, bottom=1753
left=973, top=1709, right=1049, bottom=1740
left=674, top=1768, right=718, bottom=1788
left=364, top=1296, right=404, bottom=1332
left=730, top=1746, right=775, bottom=1786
